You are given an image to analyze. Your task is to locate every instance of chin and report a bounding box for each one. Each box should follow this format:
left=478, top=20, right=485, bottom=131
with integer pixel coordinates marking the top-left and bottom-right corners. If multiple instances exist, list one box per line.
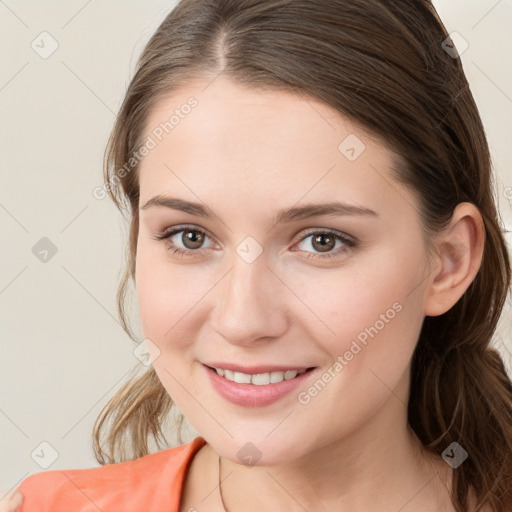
left=208, top=432, right=305, bottom=467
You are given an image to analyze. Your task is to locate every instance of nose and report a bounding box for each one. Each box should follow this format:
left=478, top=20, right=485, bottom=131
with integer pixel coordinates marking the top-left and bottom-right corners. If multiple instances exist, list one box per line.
left=209, top=255, right=289, bottom=347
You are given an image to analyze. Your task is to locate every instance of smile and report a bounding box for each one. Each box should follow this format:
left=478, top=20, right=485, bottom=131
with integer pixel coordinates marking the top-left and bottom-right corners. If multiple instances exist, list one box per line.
left=204, top=363, right=318, bottom=407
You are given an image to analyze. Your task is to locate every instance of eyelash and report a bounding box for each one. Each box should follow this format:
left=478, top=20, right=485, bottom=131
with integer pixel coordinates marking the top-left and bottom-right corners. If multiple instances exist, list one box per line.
left=152, top=224, right=357, bottom=260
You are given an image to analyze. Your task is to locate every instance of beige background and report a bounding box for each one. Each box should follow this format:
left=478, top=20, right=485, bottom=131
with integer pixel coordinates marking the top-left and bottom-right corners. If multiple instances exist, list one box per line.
left=1, top=0, right=511, bottom=496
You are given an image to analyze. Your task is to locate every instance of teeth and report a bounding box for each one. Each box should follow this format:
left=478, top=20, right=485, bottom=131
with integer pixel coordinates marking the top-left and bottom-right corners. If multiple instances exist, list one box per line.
left=251, top=372, right=271, bottom=385
left=214, top=367, right=307, bottom=385
left=270, top=371, right=285, bottom=384
left=231, top=371, right=252, bottom=384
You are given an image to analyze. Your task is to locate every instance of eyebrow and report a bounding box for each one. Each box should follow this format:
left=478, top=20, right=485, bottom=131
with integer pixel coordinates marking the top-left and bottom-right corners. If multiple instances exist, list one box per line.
left=140, top=195, right=378, bottom=223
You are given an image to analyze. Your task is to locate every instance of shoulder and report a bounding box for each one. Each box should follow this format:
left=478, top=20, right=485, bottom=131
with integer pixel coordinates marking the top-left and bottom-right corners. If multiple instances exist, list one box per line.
left=16, top=436, right=206, bottom=512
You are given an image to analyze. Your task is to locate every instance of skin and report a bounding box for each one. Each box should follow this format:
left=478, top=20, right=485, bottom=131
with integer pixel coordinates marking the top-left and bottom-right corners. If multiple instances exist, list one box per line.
left=0, top=490, right=23, bottom=512
left=134, top=76, right=485, bottom=512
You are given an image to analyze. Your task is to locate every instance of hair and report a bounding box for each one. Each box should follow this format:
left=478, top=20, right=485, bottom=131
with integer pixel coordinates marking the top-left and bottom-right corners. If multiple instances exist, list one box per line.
left=92, top=1, right=512, bottom=510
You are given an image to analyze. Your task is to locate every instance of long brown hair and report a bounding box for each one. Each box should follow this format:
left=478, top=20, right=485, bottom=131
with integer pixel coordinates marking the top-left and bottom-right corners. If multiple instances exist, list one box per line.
left=93, top=1, right=512, bottom=510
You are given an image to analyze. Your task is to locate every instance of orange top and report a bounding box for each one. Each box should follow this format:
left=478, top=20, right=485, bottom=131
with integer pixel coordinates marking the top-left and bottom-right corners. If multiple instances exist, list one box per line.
left=17, top=436, right=207, bottom=512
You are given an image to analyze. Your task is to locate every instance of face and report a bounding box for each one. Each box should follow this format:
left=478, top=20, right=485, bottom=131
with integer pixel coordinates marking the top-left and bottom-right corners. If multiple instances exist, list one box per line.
left=135, top=76, right=433, bottom=465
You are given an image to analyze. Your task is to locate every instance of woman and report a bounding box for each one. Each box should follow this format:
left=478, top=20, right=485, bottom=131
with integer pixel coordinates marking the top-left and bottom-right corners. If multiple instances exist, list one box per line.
left=8, top=0, right=512, bottom=510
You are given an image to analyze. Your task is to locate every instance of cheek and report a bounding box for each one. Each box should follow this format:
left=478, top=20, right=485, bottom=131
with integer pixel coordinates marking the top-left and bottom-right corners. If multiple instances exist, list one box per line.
left=135, top=247, right=206, bottom=400
left=290, top=266, right=425, bottom=434
left=135, top=244, right=196, bottom=349
left=136, top=250, right=171, bottom=341
left=287, top=246, right=426, bottom=382
left=293, top=258, right=417, bottom=335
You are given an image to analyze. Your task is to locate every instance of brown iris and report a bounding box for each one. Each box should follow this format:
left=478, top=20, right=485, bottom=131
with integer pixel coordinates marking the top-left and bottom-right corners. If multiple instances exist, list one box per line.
left=311, top=233, right=336, bottom=253
left=182, top=229, right=205, bottom=250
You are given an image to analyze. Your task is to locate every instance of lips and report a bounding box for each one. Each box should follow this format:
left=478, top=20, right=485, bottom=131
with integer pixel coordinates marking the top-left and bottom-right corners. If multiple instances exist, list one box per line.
left=203, top=362, right=318, bottom=407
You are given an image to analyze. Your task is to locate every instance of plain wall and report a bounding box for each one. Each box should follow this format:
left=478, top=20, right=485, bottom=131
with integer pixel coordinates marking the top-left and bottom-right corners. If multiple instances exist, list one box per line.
left=1, top=0, right=511, bottom=495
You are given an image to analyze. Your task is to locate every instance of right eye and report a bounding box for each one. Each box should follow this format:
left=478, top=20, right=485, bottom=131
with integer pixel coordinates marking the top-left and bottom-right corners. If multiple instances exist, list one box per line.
left=153, top=225, right=216, bottom=257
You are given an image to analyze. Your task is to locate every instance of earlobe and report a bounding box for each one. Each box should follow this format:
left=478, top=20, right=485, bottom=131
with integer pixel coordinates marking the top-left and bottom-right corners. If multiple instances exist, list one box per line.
left=424, top=202, right=485, bottom=317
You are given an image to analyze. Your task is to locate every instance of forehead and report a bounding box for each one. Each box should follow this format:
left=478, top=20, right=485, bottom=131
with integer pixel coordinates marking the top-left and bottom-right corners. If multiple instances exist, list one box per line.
left=137, top=77, right=414, bottom=222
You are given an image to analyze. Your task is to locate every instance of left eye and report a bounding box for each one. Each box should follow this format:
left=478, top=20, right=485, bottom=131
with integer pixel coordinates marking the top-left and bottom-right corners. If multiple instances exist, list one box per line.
left=294, top=230, right=356, bottom=259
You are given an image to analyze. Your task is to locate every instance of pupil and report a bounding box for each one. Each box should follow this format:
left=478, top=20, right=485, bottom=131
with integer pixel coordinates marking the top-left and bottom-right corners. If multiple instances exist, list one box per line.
left=184, top=230, right=203, bottom=249
left=313, top=234, right=334, bottom=253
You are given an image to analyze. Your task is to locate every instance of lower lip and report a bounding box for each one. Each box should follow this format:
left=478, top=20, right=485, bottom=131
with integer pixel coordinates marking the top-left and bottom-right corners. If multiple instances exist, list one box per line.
left=204, top=364, right=316, bottom=407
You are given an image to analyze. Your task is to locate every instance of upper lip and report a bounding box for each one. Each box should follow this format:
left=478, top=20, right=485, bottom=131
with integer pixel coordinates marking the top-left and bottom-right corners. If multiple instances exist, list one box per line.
left=203, top=362, right=315, bottom=374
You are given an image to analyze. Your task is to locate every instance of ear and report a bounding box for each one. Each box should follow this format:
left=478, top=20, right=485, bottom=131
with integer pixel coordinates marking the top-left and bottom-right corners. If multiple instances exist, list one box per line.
left=424, top=202, right=485, bottom=317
